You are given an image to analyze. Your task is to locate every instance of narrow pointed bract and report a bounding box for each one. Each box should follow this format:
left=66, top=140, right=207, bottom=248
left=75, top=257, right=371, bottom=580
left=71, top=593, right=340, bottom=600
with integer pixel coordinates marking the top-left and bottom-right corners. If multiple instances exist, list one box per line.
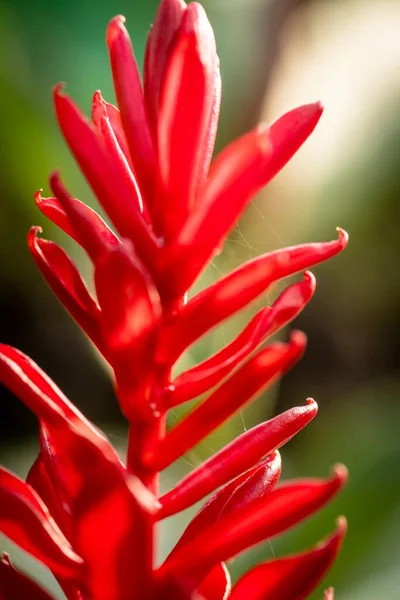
left=1, top=1, right=349, bottom=598
left=229, top=518, right=346, bottom=600
left=159, top=400, right=317, bottom=517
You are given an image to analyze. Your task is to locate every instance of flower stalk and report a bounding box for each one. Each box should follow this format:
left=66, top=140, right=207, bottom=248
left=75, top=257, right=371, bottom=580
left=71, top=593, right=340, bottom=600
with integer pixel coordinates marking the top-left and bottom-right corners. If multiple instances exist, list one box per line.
left=0, top=1, right=349, bottom=598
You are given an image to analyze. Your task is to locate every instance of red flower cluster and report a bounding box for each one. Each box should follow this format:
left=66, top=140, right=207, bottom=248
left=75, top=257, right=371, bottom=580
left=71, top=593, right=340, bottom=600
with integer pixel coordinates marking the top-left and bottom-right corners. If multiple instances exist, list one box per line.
left=0, top=1, right=349, bottom=599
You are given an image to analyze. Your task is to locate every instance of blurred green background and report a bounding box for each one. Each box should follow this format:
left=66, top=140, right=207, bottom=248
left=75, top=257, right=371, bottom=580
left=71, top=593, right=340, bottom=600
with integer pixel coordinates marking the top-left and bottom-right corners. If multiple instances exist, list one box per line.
left=1, top=0, right=400, bottom=598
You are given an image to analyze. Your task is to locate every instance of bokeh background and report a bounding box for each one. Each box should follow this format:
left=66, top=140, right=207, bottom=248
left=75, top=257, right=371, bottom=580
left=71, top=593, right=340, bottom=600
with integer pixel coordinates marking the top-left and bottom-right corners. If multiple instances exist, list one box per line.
left=1, top=0, right=400, bottom=597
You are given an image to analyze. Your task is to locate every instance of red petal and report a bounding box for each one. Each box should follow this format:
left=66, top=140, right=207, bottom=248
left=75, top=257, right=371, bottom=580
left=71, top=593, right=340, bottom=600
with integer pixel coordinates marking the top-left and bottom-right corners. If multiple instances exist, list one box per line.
left=197, top=563, right=231, bottom=600
left=324, top=588, right=335, bottom=600
left=0, top=468, right=83, bottom=579
left=35, top=190, right=120, bottom=253
left=0, top=555, right=56, bottom=600
left=157, top=2, right=221, bottom=238
left=163, top=457, right=280, bottom=598
left=91, top=91, right=132, bottom=169
left=159, top=465, right=347, bottom=583
left=107, top=16, right=156, bottom=202
left=28, top=227, right=103, bottom=351
left=159, top=400, right=317, bottom=518
left=91, top=91, right=146, bottom=219
left=166, top=103, right=323, bottom=294
left=169, top=272, right=316, bottom=404
left=146, top=331, right=306, bottom=471
left=27, top=457, right=85, bottom=600
left=95, top=244, right=160, bottom=353
left=53, top=86, right=158, bottom=266
left=39, top=422, right=159, bottom=600
left=94, top=244, right=161, bottom=419
left=0, top=344, right=160, bottom=598
left=157, top=231, right=347, bottom=365
left=27, top=454, right=72, bottom=540
left=229, top=518, right=346, bottom=600
left=144, top=0, right=186, bottom=131
left=49, top=172, right=118, bottom=264
left=172, top=453, right=281, bottom=549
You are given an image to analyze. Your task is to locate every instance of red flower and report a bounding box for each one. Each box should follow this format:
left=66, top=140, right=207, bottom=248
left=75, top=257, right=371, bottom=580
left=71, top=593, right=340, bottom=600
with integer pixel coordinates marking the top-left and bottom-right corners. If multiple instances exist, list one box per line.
left=0, top=1, right=349, bottom=598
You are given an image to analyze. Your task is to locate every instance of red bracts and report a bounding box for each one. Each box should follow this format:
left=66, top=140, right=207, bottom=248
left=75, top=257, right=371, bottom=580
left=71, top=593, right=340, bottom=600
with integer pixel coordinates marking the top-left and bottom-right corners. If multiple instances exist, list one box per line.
left=0, top=1, right=348, bottom=598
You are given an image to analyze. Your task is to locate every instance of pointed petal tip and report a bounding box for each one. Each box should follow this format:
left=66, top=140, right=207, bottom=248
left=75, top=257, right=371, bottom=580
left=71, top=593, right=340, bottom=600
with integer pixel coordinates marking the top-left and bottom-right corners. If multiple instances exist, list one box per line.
left=34, top=189, right=44, bottom=205
left=301, top=101, right=324, bottom=119
left=332, top=463, right=349, bottom=487
left=28, top=225, right=43, bottom=240
left=305, top=397, right=318, bottom=412
left=335, top=515, right=348, bottom=536
left=290, top=329, right=308, bottom=349
left=303, top=270, right=316, bottom=288
left=324, top=588, right=335, bottom=600
left=52, top=82, right=66, bottom=99
left=107, top=15, right=127, bottom=45
left=92, top=89, right=103, bottom=104
left=336, top=227, right=349, bottom=248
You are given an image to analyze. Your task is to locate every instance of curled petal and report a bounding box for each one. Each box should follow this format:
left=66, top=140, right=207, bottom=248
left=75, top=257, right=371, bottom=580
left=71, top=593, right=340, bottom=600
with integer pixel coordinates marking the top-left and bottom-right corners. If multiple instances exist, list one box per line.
left=0, top=344, right=89, bottom=426
left=146, top=331, right=306, bottom=471
left=170, top=272, right=316, bottom=404
left=165, top=103, right=323, bottom=294
left=173, top=453, right=281, bottom=548
left=157, top=231, right=347, bottom=366
left=163, top=456, right=280, bottom=598
left=229, top=518, right=347, bottom=600
left=159, top=400, right=316, bottom=518
left=158, top=2, right=221, bottom=238
left=0, top=555, right=56, bottom=600
left=0, top=468, right=83, bottom=579
left=50, top=172, right=116, bottom=263
left=34, top=190, right=119, bottom=252
left=91, top=91, right=146, bottom=219
left=107, top=16, right=156, bottom=202
left=144, top=0, right=186, bottom=130
left=159, top=465, right=348, bottom=584
left=53, top=86, right=158, bottom=266
left=28, top=227, right=103, bottom=350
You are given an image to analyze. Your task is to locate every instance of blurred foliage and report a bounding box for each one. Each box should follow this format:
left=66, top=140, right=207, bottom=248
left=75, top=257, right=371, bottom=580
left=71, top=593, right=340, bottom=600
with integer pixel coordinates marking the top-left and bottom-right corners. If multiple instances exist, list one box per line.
left=1, top=0, right=400, bottom=598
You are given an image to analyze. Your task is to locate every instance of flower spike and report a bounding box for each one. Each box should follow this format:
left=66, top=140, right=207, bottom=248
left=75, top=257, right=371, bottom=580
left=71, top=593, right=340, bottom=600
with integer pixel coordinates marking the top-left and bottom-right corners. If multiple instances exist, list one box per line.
left=2, top=1, right=349, bottom=597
